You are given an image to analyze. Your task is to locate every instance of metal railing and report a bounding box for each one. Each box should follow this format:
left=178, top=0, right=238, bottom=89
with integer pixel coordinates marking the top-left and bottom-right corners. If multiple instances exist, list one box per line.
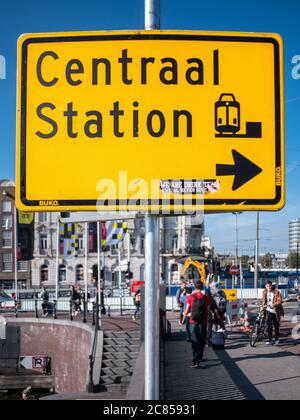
left=10, top=299, right=93, bottom=323
left=2, top=296, right=138, bottom=320
left=104, top=297, right=136, bottom=317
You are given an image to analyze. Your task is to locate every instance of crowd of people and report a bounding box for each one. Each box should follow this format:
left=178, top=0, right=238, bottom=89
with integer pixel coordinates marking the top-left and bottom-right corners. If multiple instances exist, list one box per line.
left=38, top=285, right=104, bottom=317
left=176, top=278, right=285, bottom=369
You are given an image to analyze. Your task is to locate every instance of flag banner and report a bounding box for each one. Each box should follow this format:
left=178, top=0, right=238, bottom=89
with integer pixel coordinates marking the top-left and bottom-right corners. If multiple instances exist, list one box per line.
left=101, top=221, right=128, bottom=248
left=60, top=223, right=79, bottom=259
left=17, top=211, right=34, bottom=261
left=88, top=222, right=97, bottom=252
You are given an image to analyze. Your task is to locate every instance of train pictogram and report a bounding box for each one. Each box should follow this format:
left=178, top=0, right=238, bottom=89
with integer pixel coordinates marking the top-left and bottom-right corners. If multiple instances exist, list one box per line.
left=215, top=93, right=262, bottom=138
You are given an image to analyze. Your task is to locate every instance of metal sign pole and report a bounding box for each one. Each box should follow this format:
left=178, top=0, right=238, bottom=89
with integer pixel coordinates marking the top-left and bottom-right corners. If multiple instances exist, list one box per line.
left=144, top=0, right=160, bottom=401
left=97, top=221, right=102, bottom=328
left=254, top=212, right=260, bottom=289
left=13, top=206, right=18, bottom=302
left=55, top=218, right=60, bottom=301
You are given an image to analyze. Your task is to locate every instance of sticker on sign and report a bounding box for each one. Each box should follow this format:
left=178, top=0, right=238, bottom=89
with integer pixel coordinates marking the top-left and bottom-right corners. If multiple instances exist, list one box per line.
left=16, top=30, right=284, bottom=213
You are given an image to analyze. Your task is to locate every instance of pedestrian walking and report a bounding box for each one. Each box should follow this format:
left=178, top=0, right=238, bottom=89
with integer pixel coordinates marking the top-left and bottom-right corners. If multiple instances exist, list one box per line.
left=180, top=286, right=193, bottom=342
left=207, top=282, right=227, bottom=345
left=132, top=289, right=141, bottom=320
left=262, top=281, right=284, bottom=346
left=181, top=280, right=211, bottom=368
left=176, top=280, right=187, bottom=323
left=39, top=287, right=49, bottom=317
left=70, top=286, right=80, bottom=317
left=76, top=285, right=83, bottom=313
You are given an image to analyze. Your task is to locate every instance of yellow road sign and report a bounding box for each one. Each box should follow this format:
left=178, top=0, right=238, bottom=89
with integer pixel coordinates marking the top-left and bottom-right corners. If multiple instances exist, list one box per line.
left=16, top=30, right=284, bottom=212
left=224, top=289, right=238, bottom=302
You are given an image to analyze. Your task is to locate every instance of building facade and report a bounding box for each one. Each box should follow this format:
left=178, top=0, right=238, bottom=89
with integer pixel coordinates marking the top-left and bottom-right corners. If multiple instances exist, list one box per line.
left=0, top=180, right=31, bottom=289
left=31, top=213, right=205, bottom=291
left=289, top=218, right=300, bottom=253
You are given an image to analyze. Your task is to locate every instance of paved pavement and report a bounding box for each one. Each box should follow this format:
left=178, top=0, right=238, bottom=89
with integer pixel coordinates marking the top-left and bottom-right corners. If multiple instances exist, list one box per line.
left=164, top=300, right=300, bottom=400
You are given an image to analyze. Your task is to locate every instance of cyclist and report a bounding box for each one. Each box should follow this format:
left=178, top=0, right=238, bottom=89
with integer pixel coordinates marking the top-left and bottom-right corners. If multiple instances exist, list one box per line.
left=262, top=281, right=284, bottom=346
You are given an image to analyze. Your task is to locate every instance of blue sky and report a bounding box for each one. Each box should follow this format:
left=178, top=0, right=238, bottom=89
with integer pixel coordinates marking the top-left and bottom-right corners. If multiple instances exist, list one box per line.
left=0, top=0, right=299, bottom=254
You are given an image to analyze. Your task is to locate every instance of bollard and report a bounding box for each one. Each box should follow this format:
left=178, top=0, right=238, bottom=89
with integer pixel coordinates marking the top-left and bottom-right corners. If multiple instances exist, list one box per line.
left=108, top=306, right=111, bottom=318
left=95, top=303, right=100, bottom=331
left=69, top=300, right=73, bottom=321
left=35, top=299, right=39, bottom=319
left=14, top=300, right=18, bottom=319
left=83, top=301, right=87, bottom=324
left=92, top=302, right=96, bottom=326
left=53, top=300, right=57, bottom=320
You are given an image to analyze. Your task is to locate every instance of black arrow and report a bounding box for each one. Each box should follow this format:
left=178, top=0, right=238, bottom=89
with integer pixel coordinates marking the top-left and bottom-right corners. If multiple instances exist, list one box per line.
left=216, top=150, right=262, bottom=191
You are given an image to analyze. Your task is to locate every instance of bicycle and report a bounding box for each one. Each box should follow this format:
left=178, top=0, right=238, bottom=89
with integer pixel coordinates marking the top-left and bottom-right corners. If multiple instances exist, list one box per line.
left=250, top=306, right=268, bottom=348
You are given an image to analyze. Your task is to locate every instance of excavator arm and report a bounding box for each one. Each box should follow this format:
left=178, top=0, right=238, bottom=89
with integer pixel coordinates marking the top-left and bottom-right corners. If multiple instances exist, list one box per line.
left=181, top=257, right=206, bottom=282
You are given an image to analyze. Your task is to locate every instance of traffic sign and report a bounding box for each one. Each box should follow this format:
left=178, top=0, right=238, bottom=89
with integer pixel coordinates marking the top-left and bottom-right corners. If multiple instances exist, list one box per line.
left=230, top=265, right=240, bottom=276
left=19, top=356, right=47, bottom=370
left=16, top=31, right=284, bottom=213
left=224, top=289, right=238, bottom=301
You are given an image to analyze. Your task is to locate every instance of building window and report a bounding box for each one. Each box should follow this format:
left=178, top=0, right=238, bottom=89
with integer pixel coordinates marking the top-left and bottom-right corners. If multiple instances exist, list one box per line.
left=38, top=212, right=48, bottom=223
left=76, top=265, right=84, bottom=283
left=111, top=271, right=118, bottom=288
left=171, top=263, right=179, bottom=284
left=59, top=265, right=67, bottom=282
left=78, top=234, right=84, bottom=251
left=0, top=280, right=13, bottom=290
left=2, top=253, right=13, bottom=272
left=172, top=235, right=178, bottom=251
left=2, top=231, right=12, bottom=248
left=18, top=261, right=28, bottom=272
left=2, top=214, right=12, bottom=229
left=40, top=233, right=48, bottom=250
left=40, top=265, right=49, bottom=282
left=2, top=201, right=12, bottom=213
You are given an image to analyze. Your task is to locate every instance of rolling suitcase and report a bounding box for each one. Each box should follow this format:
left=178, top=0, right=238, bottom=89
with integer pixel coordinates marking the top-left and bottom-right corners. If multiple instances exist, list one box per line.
left=212, top=329, right=226, bottom=350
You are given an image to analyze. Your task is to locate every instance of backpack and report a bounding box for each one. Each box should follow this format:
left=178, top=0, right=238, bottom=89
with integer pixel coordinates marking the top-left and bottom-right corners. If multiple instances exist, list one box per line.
left=191, top=294, right=206, bottom=323
left=213, top=291, right=227, bottom=314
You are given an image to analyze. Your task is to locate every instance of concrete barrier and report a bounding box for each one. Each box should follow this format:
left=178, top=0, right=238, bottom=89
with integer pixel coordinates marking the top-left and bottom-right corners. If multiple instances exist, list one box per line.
left=237, top=288, right=288, bottom=300
left=6, top=318, right=102, bottom=394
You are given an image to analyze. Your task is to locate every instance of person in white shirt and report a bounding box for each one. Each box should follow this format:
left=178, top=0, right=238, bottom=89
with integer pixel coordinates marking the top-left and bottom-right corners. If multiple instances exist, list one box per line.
left=262, top=281, right=284, bottom=346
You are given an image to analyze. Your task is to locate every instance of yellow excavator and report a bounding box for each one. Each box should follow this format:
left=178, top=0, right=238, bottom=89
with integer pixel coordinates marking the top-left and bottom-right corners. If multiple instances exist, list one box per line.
left=181, top=257, right=206, bottom=282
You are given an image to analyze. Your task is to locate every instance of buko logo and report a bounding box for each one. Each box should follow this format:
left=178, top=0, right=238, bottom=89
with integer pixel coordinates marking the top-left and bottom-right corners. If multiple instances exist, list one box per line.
left=0, top=55, right=6, bottom=80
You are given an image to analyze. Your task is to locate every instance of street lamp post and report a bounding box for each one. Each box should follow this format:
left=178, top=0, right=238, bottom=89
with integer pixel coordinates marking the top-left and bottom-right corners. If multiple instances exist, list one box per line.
left=233, top=212, right=242, bottom=287
left=296, top=230, right=299, bottom=279
left=254, top=212, right=260, bottom=289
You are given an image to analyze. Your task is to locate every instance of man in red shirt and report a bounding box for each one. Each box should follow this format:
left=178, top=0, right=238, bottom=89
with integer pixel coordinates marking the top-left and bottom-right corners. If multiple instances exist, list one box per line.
left=181, top=280, right=211, bottom=368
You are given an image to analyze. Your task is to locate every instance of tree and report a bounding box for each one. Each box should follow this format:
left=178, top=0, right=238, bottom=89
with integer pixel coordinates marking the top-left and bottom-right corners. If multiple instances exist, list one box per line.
left=287, top=252, right=300, bottom=269
left=241, top=255, right=250, bottom=265
left=261, top=253, right=273, bottom=269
